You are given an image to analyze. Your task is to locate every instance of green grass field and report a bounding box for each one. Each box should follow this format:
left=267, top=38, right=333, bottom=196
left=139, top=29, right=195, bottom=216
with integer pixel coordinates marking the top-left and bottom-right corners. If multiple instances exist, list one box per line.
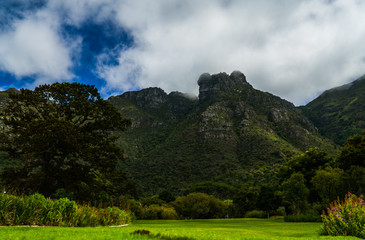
left=0, top=218, right=360, bottom=240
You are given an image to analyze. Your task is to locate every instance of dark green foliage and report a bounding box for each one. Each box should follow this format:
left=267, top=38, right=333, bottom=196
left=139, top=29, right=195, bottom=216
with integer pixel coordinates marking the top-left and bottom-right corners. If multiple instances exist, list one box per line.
left=159, top=190, right=176, bottom=203
left=140, top=195, right=167, bottom=206
left=171, top=193, right=227, bottom=219
left=278, top=148, right=333, bottom=203
left=278, top=148, right=332, bottom=182
left=0, top=193, right=132, bottom=226
left=281, top=172, right=309, bottom=215
left=256, top=185, right=280, bottom=217
left=232, top=187, right=259, bottom=217
left=0, top=83, right=134, bottom=201
left=311, top=167, right=345, bottom=205
left=343, top=166, right=365, bottom=195
left=337, top=129, right=365, bottom=170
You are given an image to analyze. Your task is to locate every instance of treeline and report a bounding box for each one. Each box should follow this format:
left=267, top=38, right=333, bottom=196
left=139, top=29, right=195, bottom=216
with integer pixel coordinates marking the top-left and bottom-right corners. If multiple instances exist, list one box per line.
left=134, top=129, right=364, bottom=220
left=176, top=130, right=365, bottom=218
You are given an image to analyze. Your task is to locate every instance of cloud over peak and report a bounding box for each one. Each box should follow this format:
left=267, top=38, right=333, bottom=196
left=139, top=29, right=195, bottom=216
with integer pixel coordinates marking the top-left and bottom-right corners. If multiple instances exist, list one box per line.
left=1, top=0, right=365, bottom=105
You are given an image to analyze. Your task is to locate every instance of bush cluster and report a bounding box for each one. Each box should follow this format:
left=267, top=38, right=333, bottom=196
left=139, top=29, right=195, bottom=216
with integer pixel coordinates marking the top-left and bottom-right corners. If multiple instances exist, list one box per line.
left=171, top=193, right=228, bottom=219
left=320, top=193, right=365, bottom=238
left=126, top=193, right=229, bottom=220
left=244, top=210, right=267, bottom=218
left=0, top=193, right=132, bottom=226
left=127, top=199, right=179, bottom=220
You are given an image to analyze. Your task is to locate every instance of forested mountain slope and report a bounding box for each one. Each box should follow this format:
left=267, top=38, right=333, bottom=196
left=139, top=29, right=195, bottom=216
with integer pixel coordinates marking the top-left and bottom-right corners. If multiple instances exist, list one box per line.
left=109, top=71, right=336, bottom=195
left=301, top=75, right=365, bottom=145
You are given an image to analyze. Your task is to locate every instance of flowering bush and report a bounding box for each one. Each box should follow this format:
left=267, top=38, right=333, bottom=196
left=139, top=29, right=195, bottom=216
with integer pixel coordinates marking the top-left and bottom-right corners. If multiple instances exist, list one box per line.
left=320, top=193, right=365, bottom=238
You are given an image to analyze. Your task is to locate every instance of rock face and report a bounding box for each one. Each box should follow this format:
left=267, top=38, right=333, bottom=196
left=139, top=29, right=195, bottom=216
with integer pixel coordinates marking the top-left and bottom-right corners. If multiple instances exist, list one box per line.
left=0, top=74, right=356, bottom=196
left=108, top=71, right=336, bottom=196
left=113, top=87, right=168, bottom=109
left=198, top=71, right=252, bottom=102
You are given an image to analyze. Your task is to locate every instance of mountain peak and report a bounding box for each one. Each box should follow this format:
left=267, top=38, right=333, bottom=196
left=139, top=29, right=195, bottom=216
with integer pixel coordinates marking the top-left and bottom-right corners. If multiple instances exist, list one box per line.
left=113, top=87, right=168, bottom=108
left=197, top=70, right=252, bottom=102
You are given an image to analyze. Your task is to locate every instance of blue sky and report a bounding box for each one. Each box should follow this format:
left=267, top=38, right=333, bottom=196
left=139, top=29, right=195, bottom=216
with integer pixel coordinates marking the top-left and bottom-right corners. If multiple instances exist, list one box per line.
left=1, top=0, right=365, bottom=105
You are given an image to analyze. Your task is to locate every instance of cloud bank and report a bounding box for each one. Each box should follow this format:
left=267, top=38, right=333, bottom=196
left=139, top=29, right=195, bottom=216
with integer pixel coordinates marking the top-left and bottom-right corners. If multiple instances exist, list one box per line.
left=1, top=0, right=365, bottom=105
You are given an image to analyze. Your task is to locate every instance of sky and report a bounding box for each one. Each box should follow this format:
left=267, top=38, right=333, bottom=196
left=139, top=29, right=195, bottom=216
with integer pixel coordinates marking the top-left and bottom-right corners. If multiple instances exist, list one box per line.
left=1, top=0, right=365, bottom=106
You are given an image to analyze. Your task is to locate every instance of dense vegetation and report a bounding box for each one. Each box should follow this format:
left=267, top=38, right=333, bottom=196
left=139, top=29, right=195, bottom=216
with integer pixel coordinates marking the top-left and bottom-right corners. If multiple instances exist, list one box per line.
left=0, top=83, right=135, bottom=202
left=110, top=71, right=337, bottom=196
left=0, top=73, right=363, bottom=230
left=301, top=75, right=365, bottom=145
left=120, top=130, right=365, bottom=221
left=0, top=193, right=132, bottom=226
left=321, top=193, right=365, bottom=238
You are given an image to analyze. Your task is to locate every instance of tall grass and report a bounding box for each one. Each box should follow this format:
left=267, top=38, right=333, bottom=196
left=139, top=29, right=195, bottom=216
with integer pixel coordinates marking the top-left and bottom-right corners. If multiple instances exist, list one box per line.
left=0, top=193, right=132, bottom=226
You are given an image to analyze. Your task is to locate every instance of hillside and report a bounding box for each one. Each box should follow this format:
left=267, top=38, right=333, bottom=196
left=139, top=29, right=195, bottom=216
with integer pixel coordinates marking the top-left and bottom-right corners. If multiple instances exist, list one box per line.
left=0, top=73, right=346, bottom=196
left=301, top=75, right=365, bottom=145
left=109, top=71, right=336, bottom=196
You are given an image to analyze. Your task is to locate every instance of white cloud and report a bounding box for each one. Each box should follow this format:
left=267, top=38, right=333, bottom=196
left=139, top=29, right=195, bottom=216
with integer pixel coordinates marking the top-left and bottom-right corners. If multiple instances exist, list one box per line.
left=2, top=0, right=365, bottom=105
left=0, top=9, right=79, bottom=85
left=96, top=0, right=365, bottom=105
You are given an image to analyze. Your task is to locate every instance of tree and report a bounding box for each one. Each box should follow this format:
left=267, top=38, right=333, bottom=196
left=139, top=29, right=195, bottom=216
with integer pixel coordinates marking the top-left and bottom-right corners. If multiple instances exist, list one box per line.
left=278, top=148, right=332, bottom=183
left=311, top=167, right=344, bottom=205
left=281, top=172, right=309, bottom=215
left=256, top=185, right=279, bottom=218
left=342, top=166, right=365, bottom=196
left=278, top=148, right=333, bottom=203
left=232, top=186, right=259, bottom=217
left=338, top=130, right=365, bottom=170
left=0, top=83, right=133, bottom=201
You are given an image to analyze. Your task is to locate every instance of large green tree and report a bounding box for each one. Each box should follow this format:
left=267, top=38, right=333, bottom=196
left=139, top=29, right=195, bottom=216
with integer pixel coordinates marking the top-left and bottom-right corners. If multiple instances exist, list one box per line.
left=338, top=129, right=365, bottom=170
left=311, top=167, right=344, bottom=204
left=0, top=83, right=133, bottom=201
left=281, top=172, right=309, bottom=215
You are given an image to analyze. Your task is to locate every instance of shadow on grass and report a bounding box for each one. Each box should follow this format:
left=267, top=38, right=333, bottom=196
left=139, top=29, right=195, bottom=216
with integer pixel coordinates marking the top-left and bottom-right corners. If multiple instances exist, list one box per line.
left=131, top=229, right=196, bottom=240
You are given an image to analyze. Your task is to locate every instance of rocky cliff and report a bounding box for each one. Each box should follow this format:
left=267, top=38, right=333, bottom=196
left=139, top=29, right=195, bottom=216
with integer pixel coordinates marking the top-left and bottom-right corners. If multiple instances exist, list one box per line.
left=0, top=72, right=344, bottom=196
left=110, top=71, right=336, bottom=195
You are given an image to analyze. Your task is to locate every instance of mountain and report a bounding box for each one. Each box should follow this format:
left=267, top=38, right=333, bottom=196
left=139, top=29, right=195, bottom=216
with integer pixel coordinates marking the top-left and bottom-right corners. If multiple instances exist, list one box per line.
left=301, top=75, right=365, bottom=145
left=0, top=73, right=349, bottom=196
left=109, top=71, right=336, bottom=196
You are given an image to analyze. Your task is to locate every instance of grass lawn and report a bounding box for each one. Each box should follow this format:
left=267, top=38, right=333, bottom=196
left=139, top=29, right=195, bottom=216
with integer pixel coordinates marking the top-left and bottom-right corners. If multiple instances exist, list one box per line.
left=0, top=218, right=360, bottom=240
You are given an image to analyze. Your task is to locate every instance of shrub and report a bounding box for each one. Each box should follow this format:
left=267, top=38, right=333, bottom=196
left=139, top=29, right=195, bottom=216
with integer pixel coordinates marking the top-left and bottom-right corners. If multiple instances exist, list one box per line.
left=171, top=193, right=227, bottom=219
left=244, top=210, right=267, bottom=218
left=125, top=199, right=178, bottom=220
left=0, top=193, right=132, bottom=226
left=320, top=193, right=365, bottom=238
left=275, top=206, right=286, bottom=216
left=143, top=204, right=178, bottom=220
left=126, top=199, right=144, bottom=219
